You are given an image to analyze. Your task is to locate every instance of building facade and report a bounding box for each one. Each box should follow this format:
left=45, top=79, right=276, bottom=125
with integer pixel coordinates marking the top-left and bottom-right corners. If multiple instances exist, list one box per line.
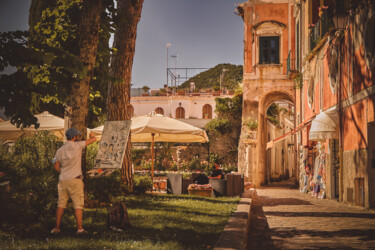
left=130, top=94, right=234, bottom=120
left=293, top=0, right=375, bottom=208
left=237, top=0, right=296, bottom=187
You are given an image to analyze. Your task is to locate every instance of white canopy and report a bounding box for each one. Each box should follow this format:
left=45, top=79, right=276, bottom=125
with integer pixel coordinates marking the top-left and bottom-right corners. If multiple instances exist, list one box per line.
left=309, top=108, right=339, bottom=141
left=91, top=113, right=209, bottom=143
left=0, top=111, right=65, bottom=140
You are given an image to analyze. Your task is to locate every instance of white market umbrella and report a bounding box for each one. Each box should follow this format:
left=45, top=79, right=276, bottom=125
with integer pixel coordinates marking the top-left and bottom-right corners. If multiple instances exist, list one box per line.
left=91, top=112, right=209, bottom=180
left=0, top=111, right=65, bottom=141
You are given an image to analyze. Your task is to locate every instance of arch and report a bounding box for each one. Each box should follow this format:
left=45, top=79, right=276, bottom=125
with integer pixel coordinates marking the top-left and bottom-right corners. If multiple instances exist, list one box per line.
left=202, top=104, right=212, bottom=119
left=253, top=20, right=286, bottom=30
left=175, top=107, right=185, bottom=118
left=128, top=105, right=134, bottom=117
left=260, top=90, right=295, bottom=114
left=257, top=90, right=295, bottom=185
left=155, top=107, right=164, bottom=115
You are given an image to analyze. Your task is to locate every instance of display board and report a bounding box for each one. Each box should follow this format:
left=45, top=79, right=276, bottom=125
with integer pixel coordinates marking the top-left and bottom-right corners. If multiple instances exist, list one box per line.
left=88, top=120, right=131, bottom=178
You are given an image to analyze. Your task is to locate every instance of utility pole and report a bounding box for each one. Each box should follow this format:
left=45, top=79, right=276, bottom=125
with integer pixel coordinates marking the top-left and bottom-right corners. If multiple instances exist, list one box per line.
left=171, top=54, right=179, bottom=94
left=166, top=43, right=171, bottom=92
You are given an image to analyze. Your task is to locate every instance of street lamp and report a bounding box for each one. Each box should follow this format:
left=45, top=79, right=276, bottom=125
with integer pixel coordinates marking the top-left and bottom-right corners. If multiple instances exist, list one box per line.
left=332, top=12, right=349, bottom=31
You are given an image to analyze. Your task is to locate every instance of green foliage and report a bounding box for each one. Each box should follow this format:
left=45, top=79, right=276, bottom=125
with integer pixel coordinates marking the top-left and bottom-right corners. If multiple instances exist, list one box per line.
left=293, top=73, right=303, bottom=89
left=132, top=175, right=153, bottom=194
left=266, top=103, right=281, bottom=127
left=86, top=142, right=99, bottom=170
left=209, top=154, right=223, bottom=165
left=244, top=117, right=258, bottom=130
left=0, top=131, right=62, bottom=223
left=178, top=63, right=243, bottom=91
left=188, top=156, right=201, bottom=171
left=0, top=0, right=115, bottom=128
left=205, top=118, right=232, bottom=134
left=131, top=147, right=148, bottom=167
left=215, top=93, right=243, bottom=120
left=86, top=171, right=122, bottom=203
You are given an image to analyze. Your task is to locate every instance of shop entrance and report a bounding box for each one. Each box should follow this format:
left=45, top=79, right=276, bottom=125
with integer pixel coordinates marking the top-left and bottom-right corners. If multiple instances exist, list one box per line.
left=368, top=122, right=375, bottom=208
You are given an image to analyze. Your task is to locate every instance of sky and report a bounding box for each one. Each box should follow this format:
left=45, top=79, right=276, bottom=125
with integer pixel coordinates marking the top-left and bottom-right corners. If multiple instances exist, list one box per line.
left=0, top=0, right=244, bottom=89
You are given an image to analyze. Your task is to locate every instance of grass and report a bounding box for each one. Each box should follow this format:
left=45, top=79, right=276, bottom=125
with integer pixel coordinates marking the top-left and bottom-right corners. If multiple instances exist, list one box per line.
left=0, top=194, right=240, bottom=249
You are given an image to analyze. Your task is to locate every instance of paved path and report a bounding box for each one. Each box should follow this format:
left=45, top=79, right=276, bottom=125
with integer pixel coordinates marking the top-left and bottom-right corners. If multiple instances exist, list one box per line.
left=247, top=180, right=375, bottom=249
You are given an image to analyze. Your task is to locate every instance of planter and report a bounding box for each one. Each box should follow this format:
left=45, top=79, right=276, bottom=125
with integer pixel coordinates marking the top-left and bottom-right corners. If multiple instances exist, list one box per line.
left=188, top=188, right=213, bottom=197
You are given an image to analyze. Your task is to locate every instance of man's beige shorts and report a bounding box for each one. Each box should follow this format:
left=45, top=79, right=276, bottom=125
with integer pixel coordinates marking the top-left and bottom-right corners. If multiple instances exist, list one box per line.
left=57, top=179, right=84, bottom=209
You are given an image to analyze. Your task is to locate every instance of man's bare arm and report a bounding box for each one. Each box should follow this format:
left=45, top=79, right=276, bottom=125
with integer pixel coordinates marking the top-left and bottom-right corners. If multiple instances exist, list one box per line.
left=54, top=160, right=61, bottom=173
left=85, top=132, right=97, bottom=146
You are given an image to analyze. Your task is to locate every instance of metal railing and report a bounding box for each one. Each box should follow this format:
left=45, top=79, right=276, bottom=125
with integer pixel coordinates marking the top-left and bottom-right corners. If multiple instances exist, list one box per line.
left=286, top=50, right=296, bottom=75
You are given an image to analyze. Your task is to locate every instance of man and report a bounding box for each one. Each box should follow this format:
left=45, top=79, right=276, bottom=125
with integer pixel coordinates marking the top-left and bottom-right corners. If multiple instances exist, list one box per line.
left=208, top=162, right=224, bottom=180
left=50, top=128, right=97, bottom=235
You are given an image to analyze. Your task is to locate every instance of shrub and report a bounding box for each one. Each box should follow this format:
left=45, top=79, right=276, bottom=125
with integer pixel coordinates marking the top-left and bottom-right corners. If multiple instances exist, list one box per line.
left=205, top=118, right=231, bottom=134
left=188, top=156, right=201, bottom=171
left=244, top=117, right=258, bottom=130
left=132, top=175, right=152, bottom=194
left=86, top=142, right=99, bottom=170
left=86, top=170, right=123, bottom=203
left=0, top=131, right=62, bottom=223
left=131, top=148, right=148, bottom=167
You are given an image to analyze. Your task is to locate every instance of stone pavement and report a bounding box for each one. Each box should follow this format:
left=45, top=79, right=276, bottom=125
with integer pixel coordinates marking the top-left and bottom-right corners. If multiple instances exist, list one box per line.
left=247, top=180, right=375, bottom=249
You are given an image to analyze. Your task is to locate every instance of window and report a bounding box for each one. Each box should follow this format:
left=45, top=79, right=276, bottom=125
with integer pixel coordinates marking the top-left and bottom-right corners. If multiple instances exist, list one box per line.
left=155, top=107, right=164, bottom=115
left=202, top=104, right=212, bottom=119
left=175, top=107, right=185, bottom=118
left=259, top=36, right=279, bottom=64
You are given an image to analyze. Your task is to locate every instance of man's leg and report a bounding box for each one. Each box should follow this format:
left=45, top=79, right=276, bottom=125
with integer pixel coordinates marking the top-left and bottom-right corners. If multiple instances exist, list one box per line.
left=55, top=207, right=65, bottom=229
left=74, top=208, right=83, bottom=230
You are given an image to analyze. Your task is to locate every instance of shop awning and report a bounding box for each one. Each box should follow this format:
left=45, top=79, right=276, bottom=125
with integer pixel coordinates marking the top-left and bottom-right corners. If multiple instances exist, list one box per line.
left=309, top=108, right=339, bottom=141
left=266, top=117, right=314, bottom=150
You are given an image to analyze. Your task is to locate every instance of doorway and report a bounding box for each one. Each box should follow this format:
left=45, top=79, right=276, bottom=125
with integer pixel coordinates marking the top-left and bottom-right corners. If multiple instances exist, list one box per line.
left=368, top=122, right=375, bottom=208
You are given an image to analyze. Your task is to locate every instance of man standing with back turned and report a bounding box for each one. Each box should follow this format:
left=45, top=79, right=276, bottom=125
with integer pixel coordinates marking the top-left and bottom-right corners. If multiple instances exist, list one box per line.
left=50, top=128, right=97, bottom=235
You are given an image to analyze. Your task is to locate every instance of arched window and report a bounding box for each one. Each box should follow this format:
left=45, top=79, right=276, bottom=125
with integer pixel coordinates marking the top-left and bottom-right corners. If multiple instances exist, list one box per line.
left=175, top=107, right=185, bottom=118
left=128, top=105, right=134, bottom=117
left=202, top=104, right=212, bottom=119
left=155, top=107, right=164, bottom=115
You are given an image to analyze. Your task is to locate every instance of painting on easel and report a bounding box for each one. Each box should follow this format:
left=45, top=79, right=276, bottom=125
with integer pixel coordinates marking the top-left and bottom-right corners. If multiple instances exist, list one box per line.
left=88, top=120, right=131, bottom=178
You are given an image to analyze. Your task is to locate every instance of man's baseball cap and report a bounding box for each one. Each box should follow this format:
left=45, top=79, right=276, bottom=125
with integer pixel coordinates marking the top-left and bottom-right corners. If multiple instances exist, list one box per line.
left=66, top=127, right=81, bottom=140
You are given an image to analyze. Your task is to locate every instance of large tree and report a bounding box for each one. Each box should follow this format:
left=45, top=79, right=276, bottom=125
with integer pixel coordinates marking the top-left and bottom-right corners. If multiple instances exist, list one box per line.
left=107, top=0, right=144, bottom=188
left=0, top=0, right=113, bottom=129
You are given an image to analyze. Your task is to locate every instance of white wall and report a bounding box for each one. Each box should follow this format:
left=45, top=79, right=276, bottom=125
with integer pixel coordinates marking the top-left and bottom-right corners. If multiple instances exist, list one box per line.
left=131, top=95, right=233, bottom=119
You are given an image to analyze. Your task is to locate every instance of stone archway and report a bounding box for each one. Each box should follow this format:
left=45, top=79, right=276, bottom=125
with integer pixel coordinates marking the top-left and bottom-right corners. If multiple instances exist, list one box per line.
left=257, top=90, right=294, bottom=186
left=238, top=89, right=295, bottom=187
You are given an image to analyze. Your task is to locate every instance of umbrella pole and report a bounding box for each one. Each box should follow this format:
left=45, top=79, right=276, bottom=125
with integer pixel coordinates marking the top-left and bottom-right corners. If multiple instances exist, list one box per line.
left=151, top=133, right=155, bottom=187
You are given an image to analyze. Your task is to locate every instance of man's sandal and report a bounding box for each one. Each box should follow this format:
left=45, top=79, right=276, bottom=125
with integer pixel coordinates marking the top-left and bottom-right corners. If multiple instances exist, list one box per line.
left=50, top=228, right=60, bottom=234
left=76, top=229, right=88, bottom=235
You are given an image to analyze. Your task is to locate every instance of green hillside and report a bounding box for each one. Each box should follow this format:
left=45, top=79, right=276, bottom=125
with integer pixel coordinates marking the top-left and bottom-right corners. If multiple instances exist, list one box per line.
left=178, top=63, right=243, bottom=91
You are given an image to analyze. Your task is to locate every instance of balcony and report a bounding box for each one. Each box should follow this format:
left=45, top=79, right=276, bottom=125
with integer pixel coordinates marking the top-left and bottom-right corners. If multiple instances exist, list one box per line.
left=309, top=7, right=333, bottom=50
left=287, top=50, right=297, bottom=76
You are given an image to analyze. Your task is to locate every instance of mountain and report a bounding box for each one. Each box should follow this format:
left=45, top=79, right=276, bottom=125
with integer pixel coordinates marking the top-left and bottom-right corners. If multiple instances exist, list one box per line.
left=178, top=63, right=243, bottom=91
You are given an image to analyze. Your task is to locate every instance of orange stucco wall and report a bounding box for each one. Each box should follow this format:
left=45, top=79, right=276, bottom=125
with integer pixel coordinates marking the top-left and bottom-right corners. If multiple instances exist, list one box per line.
left=343, top=100, right=368, bottom=151
left=245, top=6, right=253, bottom=74
left=244, top=4, right=290, bottom=74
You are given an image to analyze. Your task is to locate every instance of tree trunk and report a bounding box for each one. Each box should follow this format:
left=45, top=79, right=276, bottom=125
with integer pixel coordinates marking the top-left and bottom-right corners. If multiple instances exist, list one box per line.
left=66, top=0, right=102, bottom=178
left=107, top=0, right=144, bottom=190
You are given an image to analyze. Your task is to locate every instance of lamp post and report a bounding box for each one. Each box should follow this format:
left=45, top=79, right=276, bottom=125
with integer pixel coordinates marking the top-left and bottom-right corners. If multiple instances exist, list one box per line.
left=333, top=12, right=349, bottom=31
left=166, top=43, right=171, bottom=92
